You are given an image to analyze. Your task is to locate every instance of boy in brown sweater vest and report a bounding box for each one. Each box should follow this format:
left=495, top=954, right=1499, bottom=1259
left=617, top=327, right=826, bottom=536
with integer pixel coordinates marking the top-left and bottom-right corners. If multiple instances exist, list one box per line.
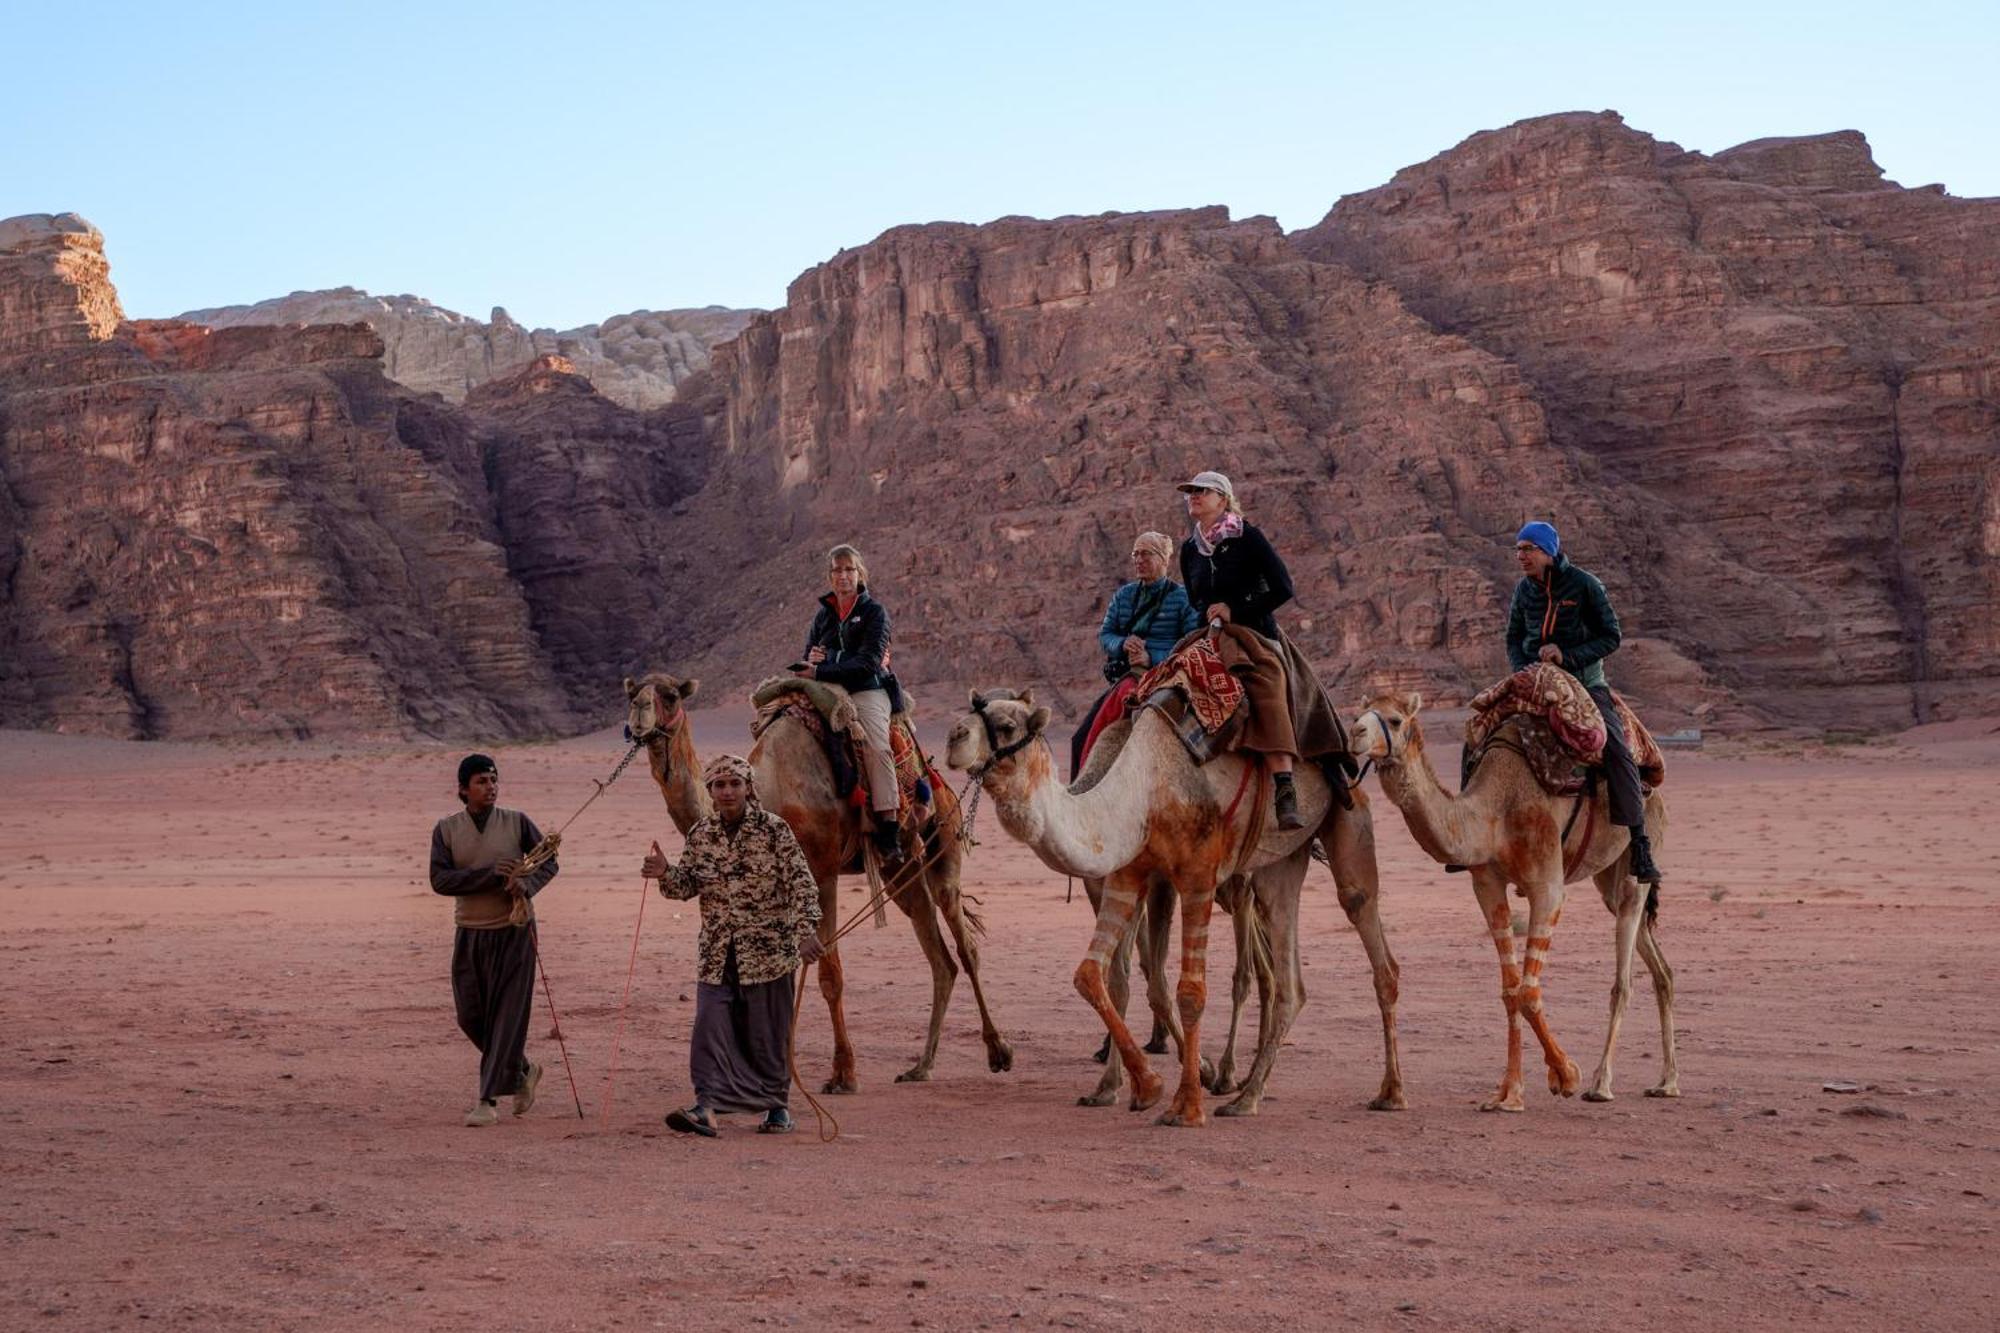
left=429, top=753, right=560, bottom=1127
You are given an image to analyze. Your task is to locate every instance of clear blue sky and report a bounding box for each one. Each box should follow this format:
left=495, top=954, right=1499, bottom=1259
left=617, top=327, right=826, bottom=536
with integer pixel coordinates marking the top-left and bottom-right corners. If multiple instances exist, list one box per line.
left=6, top=0, right=1994, bottom=328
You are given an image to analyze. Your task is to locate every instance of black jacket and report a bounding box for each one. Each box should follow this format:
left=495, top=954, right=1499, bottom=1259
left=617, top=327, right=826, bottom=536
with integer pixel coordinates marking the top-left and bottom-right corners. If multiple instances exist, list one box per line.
left=1505, top=554, right=1622, bottom=690
left=805, top=587, right=893, bottom=695
left=1179, top=521, right=1294, bottom=639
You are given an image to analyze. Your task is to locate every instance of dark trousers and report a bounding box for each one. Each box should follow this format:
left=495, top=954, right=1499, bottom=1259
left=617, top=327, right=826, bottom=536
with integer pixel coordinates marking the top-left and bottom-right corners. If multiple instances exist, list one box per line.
left=690, top=953, right=795, bottom=1114
left=1588, top=686, right=1646, bottom=830
left=451, top=924, right=536, bottom=1103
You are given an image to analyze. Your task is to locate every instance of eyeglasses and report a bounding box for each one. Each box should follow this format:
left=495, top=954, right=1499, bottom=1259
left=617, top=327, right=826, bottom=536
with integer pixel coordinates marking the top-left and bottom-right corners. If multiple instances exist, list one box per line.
left=1514, top=544, right=1540, bottom=553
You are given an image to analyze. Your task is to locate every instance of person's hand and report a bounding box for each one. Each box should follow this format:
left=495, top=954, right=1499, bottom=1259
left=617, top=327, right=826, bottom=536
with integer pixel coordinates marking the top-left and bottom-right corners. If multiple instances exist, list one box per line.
left=1122, top=635, right=1145, bottom=656
left=880, top=647, right=892, bottom=671
left=1538, top=644, right=1564, bottom=665
left=806, top=646, right=827, bottom=664
left=1206, top=604, right=1232, bottom=624
left=495, top=857, right=523, bottom=879
left=799, top=933, right=826, bottom=964
left=641, top=848, right=669, bottom=880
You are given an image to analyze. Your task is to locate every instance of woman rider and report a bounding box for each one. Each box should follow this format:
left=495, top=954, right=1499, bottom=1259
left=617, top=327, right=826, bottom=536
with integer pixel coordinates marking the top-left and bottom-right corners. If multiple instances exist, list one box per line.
left=1177, top=469, right=1316, bottom=829
left=1070, top=531, right=1201, bottom=778
left=791, top=544, right=905, bottom=867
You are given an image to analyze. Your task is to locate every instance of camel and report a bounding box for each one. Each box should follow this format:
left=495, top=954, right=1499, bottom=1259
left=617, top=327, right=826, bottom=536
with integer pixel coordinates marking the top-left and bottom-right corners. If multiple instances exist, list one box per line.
left=945, top=688, right=1404, bottom=1126
left=625, top=674, right=1013, bottom=1091
left=1349, top=692, right=1679, bottom=1111
left=1070, top=718, right=1281, bottom=1110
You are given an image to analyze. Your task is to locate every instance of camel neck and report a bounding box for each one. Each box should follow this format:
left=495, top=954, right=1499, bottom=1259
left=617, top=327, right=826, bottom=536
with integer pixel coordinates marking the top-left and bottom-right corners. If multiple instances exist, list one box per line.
left=648, top=720, right=711, bottom=834
left=1377, top=725, right=1487, bottom=867
left=986, top=717, right=1162, bottom=878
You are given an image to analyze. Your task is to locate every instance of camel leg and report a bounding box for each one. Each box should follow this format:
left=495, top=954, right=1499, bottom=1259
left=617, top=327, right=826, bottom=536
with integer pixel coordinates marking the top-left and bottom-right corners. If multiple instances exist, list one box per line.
left=1219, top=864, right=1300, bottom=1118
left=1327, top=802, right=1404, bottom=1111
left=1471, top=871, right=1526, bottom=1112
left=1158, top=884, right=1216, bottom=1128
left=1140, top=880, right=1180, bottom=1057
left=1210, top=888, right=1256, bottom=1095
left=1584, top=867, right=1645, bottom=1102
left=1079, top=879, right=1125, bottom=1104
left=814, top=875, right=858, bottom=1094
left=934, top=876, right=1014, bottom=1074
left=1637, top=910, right=1680, bottom=1097
left=893, top=889, right=958, bottom=1084
left=1516, top=884, right=1581, bottom=1099
left=1072, top=868, right=1163, bottom=1111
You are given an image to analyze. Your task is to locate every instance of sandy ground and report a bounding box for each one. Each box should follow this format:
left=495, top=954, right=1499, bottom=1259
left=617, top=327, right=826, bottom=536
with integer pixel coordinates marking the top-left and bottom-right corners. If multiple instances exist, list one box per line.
left=4, top=711, right=1999, bottom=1331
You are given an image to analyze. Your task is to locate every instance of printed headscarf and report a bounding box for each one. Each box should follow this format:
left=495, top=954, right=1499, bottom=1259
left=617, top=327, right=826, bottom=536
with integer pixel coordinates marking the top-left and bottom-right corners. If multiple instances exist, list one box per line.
left=702, top=753, right=754, bottom=786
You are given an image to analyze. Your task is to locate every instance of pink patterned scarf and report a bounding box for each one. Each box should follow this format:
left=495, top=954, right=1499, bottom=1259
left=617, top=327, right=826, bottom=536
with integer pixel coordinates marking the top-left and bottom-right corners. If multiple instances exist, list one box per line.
left=1192, top=511, right=1243, bottom=557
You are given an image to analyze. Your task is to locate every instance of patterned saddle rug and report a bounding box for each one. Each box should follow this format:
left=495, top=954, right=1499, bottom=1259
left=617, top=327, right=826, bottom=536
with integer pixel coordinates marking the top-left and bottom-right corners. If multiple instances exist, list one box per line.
left=1462, top=665, right=1665, bottom=795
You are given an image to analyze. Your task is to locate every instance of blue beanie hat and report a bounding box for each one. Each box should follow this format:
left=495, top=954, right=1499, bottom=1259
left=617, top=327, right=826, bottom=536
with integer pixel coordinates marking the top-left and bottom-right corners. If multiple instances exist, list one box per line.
left=1516, top=522, right=1560, bottom=558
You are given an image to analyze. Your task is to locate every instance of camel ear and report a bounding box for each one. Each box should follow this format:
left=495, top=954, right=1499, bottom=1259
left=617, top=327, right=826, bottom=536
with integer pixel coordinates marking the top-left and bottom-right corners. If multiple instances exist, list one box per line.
left=1027, top=706, right=1051, bottom=737
left=1404, top=691, right=1423, bottom=714
left=969, top=689, right=986, bottom=710
left=623, top=675, right=638, bottom=698
left=1019, top=688, right=1035, bottom=707
left=682, top=678, right=700, bottom=701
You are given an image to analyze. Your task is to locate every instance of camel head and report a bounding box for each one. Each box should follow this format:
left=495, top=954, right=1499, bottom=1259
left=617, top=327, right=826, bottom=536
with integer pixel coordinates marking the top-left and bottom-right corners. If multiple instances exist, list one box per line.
left=624, top=673, right=699, bottom=743
left=945, top=688, right=1052, bottom=775
left=1350, top=692, right=1424, bottom=766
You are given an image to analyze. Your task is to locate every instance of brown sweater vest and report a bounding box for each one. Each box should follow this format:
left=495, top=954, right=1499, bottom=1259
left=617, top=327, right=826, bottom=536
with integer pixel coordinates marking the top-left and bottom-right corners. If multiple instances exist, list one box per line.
left=439, top=807, right=529, bottom=929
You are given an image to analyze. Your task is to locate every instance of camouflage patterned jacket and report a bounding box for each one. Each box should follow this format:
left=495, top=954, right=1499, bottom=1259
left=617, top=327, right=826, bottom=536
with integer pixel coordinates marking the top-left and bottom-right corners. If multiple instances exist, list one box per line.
left=658, top=806, right=821, bottom=986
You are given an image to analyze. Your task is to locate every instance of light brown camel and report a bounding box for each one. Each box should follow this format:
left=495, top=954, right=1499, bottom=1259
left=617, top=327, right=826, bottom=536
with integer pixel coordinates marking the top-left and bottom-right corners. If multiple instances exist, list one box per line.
left=1349, top=693, right=1680, bottom=1110
left=945, top=689, right=1404, bottom=1126
left=1071, top=717, right=1280, bottom=1110
left=625, top=674, right=1013, bottom=1091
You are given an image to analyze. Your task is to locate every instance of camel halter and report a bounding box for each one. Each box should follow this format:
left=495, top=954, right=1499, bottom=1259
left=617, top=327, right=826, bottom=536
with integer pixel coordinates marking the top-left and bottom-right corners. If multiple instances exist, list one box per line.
left=965, top=696, right=1038, bottom=778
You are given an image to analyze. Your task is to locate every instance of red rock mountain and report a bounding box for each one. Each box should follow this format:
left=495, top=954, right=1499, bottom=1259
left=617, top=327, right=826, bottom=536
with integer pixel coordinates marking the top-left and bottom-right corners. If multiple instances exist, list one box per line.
left=3, top=112, right=1994, bottom=740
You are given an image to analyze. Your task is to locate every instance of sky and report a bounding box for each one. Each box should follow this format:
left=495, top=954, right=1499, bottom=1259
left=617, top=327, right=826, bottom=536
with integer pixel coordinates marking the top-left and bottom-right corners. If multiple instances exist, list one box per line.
left=5, top=0, right=1995, bottom=329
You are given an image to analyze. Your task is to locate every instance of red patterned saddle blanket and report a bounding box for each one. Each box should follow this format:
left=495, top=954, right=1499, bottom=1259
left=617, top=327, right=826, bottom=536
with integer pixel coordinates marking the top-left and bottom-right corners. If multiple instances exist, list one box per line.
left=1128, top=636, right=1244, bottom=733
left=1465, top=665, right=1665, bottom=795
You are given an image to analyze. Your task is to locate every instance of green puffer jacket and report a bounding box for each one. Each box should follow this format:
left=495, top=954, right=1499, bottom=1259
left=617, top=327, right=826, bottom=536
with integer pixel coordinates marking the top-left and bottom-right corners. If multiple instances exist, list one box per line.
left=1505, top=554, right=1622, bottom=691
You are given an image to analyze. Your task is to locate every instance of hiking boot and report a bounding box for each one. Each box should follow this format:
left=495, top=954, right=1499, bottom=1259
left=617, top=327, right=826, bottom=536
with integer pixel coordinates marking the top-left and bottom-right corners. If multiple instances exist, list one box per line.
left=511, top=1061, right=542, bottom=1118
left=871, top=819, right=906, bottom=869
left=758, top=1107, right=795, bottom=1135
left=463, top=1099, right=499, bottom=1128
left=1628, top=831, right=1663, bottom=884
left=1273, top=774, right=1304, bottom=831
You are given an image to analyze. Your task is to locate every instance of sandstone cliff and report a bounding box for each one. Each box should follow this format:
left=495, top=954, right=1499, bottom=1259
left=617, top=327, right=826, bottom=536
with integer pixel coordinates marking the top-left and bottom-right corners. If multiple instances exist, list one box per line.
left=179, top=289, right=756, bottom=410
left=0, top=220, right=704, bottom=739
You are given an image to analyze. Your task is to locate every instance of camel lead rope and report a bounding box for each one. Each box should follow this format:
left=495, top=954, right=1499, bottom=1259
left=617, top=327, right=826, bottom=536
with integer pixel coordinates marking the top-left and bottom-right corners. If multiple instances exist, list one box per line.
left=527, top=921, right=586, bottom=1119
left=789, top=961, right=840, bottom=1143
left=598, top=856, right=655, bottom=1132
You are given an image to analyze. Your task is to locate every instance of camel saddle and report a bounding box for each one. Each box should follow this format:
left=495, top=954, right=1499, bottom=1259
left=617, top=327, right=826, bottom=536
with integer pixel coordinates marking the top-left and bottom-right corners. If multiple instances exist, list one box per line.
left=749, top=675, right=939, bottom=821
left=1462, top=665, right=1666, bottom=796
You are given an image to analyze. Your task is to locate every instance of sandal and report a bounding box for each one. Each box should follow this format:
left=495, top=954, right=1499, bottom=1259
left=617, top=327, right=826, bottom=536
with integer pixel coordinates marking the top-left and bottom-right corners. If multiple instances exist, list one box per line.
left=757, top=1107, right=795, bottom=1135
left=664, top=1105, right=717, bottom=1138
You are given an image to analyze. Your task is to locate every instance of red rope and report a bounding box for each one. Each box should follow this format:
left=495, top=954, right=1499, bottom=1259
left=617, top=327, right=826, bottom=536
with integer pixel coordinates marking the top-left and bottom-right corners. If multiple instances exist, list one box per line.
left=597, top=850, right=656, bottom=1131
left=528, top=921, right=586, bottom=1119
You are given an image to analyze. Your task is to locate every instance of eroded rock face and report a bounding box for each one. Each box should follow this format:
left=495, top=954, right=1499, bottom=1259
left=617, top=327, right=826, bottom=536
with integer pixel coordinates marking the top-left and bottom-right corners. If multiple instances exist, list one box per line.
left=0, top=221, right=703, bottom=739
left=179, top=289, right=755, bottom=410
left=1294, top=112, right=2000, bottom=726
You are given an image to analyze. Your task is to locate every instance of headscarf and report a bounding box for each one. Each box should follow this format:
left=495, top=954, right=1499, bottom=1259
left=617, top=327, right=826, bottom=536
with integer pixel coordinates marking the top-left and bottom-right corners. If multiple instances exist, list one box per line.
left=702, top=753, right=754, bottom=786
left=1132, top=531, right=1174, bottom=567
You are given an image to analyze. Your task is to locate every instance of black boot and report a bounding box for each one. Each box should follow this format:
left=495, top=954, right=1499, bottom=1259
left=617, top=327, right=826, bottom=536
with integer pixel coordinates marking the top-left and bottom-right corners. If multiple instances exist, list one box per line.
left=1273, top=772, right=1304, bottom=831
left=1627, top=829, right=1662, bottom=883
left=872, top=818, right=906, bottom=869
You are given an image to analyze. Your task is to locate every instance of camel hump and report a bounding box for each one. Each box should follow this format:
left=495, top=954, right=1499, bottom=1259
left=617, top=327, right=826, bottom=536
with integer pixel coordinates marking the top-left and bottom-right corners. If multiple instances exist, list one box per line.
left=750, top=674, right=860, bottom=733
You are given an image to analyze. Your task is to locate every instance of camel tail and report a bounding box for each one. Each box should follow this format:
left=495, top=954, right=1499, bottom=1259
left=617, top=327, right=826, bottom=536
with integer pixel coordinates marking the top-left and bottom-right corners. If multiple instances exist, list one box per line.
left=958, top=891, right=987, bottom=938
left=1644, top=882, right=1660, bottom=926
left=1240, top=889, right=1274, bottom=985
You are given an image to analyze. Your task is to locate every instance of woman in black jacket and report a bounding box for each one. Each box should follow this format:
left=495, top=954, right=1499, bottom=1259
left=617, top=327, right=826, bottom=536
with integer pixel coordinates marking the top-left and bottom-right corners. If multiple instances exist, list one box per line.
left=1177, top=470, right=1309, bottom=828
left=791, top=544, right=904, bottom=865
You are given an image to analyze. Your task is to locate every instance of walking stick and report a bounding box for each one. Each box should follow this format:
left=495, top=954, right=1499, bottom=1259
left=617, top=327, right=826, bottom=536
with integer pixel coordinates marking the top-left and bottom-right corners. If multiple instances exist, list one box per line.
left=598, top=844, right=656, bottom=1130
left=527, top=920, right=587, bottom=1120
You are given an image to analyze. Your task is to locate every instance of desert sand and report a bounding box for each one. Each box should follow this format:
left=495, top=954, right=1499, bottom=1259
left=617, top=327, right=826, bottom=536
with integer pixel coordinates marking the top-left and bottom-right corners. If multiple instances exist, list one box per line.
left=4, top=711, right=1998, bottom=1330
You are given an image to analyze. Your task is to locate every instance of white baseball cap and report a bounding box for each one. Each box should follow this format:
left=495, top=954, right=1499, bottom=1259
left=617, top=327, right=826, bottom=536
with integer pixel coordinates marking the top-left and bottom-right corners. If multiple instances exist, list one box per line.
left=1175, top=470, right=1235, bottom=501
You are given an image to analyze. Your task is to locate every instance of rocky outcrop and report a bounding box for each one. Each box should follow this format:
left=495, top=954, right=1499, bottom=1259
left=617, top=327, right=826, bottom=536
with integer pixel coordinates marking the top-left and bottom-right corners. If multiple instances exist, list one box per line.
left=1294, top=112, right=2000, bottom=726
left=0, top=219, right=705, bottom=739
left=179, top=288, right=755, bottom=409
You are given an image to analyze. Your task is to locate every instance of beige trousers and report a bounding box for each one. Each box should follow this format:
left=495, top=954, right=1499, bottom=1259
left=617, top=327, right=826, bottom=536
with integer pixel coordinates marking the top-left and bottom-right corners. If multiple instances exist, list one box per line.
left=850, top=688, right=899, bottom=814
